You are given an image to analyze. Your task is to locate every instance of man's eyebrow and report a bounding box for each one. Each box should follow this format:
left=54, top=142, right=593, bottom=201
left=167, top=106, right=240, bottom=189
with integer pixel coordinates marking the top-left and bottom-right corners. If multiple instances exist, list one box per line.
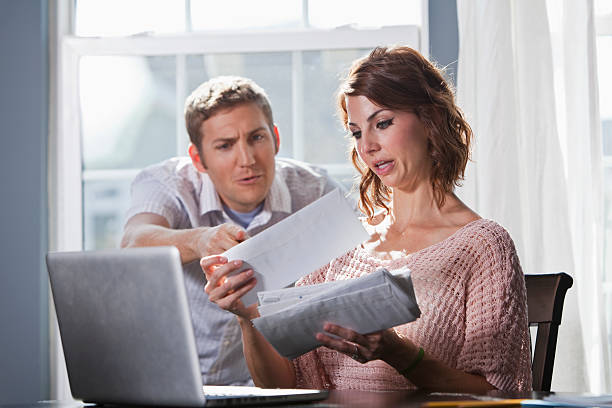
left=210, top=127, right=269, bottom=142
left=248, top=126, right=269, bottom=135
left=211, top=136, right=238, bottom=144
left=348, top=109, right=386, bottom=127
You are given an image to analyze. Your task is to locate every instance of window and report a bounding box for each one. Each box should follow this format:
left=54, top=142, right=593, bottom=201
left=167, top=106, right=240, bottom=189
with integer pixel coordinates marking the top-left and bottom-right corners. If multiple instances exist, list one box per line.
left=595, top=0, right=612, bottom=367
left=58, top=1, right=424, bottom=251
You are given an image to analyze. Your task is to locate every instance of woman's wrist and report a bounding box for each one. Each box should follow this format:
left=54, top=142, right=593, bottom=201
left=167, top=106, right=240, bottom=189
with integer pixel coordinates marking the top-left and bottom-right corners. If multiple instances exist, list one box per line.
left=398, top=347, right=425, bottom=377
left=381, top=331, right=424, bottom=377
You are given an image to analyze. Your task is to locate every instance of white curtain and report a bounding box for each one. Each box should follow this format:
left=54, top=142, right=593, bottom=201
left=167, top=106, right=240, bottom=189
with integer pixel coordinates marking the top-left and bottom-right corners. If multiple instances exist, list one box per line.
left=456, top=0, right=610, bottom=392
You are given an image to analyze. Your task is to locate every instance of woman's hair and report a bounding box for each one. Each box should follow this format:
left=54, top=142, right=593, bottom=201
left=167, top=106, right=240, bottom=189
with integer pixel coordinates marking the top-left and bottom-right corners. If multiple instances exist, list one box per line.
left=338, top=46, right=472, bottom=218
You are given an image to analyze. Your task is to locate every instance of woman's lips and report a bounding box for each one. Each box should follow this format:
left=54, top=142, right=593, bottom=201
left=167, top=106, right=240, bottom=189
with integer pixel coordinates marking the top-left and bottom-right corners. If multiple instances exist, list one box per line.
left=373, top=160, right=394, bottom=176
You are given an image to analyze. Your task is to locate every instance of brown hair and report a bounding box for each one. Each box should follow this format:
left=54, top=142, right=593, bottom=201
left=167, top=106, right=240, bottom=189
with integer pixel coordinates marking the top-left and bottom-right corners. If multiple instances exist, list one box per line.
left=184, top=76, right=275, bottom=151
left=338, top=46, right=472, bottom=218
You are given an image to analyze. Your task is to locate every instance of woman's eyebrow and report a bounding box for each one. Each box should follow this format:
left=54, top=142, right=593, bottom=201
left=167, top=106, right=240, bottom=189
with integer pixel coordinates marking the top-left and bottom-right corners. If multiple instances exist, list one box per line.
left=348, top=109, right=387, bottom=127
left=366, top=109, right=386, bottom=122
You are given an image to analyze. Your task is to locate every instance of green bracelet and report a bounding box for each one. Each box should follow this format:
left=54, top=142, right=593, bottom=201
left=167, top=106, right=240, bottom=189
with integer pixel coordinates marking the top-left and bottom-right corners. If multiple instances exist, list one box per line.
left=399, top=347, right=424, bottom=377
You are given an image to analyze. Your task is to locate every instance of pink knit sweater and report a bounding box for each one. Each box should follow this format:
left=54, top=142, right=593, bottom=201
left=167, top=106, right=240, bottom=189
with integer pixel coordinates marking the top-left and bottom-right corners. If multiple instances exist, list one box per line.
left=292, top=219, right=532, bottom=392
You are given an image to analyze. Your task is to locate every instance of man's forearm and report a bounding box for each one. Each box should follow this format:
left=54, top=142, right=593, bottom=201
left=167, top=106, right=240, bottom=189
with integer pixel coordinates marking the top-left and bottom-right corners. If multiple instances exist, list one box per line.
left=121, top=224, right=208, bottom=264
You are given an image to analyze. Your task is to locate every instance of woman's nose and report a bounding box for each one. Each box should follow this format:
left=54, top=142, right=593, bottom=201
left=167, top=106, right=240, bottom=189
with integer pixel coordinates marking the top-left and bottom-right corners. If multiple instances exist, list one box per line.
left=359, top=132, right=380, bottom=156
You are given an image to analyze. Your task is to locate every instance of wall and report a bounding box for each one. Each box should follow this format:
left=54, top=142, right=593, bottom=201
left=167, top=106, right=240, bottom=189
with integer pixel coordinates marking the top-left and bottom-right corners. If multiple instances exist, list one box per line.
left=0, top=0, right=49, bottom=404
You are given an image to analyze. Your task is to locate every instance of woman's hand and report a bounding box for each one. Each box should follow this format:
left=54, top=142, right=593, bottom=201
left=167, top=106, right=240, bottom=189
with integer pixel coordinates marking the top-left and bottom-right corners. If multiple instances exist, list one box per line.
left=201, top=255, right=259, bottom=320
left=315, top=323, right=404, bottom=364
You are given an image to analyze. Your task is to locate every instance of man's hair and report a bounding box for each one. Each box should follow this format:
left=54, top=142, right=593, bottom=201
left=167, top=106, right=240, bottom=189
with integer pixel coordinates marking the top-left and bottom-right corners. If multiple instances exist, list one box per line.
left=337, top=46, right=472, bottom=218
left=184, top=76, right=275, bottom=151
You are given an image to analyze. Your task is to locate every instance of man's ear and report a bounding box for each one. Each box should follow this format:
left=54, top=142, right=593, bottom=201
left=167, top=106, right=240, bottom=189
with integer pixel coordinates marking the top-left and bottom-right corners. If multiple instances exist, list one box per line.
left=188, top=143, right=207, bottom=173
left=273, top=124, right=280, bottom=154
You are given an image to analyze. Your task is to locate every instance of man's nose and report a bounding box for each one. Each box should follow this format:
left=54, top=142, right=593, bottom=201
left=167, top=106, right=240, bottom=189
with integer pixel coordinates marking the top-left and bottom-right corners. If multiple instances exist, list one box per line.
left=237, top=140, right=256, bottom=166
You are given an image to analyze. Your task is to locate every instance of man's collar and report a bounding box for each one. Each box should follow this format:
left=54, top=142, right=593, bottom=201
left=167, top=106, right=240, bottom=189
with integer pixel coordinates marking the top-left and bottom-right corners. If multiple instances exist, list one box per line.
left=264, top=169, right=291, bottom=214
left=198, top=174, right=224, bottom=214
left=198, top=163, right=292, bottom=216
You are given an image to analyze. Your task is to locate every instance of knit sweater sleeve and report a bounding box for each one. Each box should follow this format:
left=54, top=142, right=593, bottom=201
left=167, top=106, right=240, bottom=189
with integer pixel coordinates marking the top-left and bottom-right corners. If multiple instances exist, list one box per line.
left=292, top=261, right=334, bottom=389
left=456, top=224, right=533, bottom=392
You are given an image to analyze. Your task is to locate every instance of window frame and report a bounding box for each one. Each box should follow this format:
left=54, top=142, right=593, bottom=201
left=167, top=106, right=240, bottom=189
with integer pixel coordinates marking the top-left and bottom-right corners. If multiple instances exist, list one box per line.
left=595, top=4, right=612, bottom=369
left=596, top=14, right=612, bottom=283
left=51, top=10, right=424, bottom=396
left=55, top=25, right=421, bottom=252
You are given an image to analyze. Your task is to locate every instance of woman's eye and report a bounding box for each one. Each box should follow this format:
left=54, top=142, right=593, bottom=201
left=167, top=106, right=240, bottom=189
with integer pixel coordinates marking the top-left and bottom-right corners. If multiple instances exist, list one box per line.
left=351, top=130, right=362, bottom=139
left=376, top=119, right=393, bottom=130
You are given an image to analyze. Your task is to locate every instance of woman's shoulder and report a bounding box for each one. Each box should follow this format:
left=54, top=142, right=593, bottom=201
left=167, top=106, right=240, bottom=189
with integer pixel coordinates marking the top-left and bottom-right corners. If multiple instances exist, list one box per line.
left=460, top=218, right=510, bottom=236
left=456, top=219, right=519, bottom=263
left=462, top=218, right=514, bottom=243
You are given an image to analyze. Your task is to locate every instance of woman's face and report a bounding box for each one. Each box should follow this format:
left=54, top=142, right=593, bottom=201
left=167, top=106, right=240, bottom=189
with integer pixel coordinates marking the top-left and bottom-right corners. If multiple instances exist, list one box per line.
left=346, top=95, right=431, bottom=191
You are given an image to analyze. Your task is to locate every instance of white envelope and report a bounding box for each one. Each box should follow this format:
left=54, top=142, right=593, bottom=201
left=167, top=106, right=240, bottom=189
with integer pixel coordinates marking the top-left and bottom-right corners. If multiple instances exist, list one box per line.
left=257, top=280, right=345, bottom=315
left=252, top=267, right=421, bottom=359
left=222, top=189, right=370, bottom=306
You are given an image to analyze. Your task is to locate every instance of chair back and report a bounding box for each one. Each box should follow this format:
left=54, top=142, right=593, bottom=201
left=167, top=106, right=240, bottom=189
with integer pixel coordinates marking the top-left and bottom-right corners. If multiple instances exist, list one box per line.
left=525, top=272, right=573, bottom=392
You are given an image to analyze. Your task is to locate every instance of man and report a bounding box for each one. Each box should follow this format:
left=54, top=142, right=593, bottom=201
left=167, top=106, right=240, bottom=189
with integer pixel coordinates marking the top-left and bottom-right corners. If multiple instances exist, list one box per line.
left=121, top=76, right=346, bottom=385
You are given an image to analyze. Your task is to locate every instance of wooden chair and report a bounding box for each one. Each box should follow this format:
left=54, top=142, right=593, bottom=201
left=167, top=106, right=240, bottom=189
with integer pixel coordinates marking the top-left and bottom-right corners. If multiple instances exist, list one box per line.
left=525, top=272, right=573, bottom=392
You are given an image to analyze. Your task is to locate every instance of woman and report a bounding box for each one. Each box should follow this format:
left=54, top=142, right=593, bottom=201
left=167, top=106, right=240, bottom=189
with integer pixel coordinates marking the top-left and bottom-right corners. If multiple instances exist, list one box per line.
left=202, top=46, right=532, bottom=393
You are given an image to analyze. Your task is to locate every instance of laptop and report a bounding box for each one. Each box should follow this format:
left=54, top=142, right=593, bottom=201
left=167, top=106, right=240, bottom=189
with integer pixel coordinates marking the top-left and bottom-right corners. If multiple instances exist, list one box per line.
left=46, top=246, right=328, bottom=407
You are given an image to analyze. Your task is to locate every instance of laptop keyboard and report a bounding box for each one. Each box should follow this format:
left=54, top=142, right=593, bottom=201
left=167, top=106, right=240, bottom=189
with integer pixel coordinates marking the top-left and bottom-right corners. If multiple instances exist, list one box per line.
left=203, top=385, right=322, bottom=398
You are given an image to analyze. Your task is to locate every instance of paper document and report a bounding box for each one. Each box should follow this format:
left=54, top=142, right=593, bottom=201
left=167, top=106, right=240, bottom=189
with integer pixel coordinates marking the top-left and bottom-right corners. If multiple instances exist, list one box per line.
left=532, top=394, right=612, bottom=407
left=252, top=267, right=421, bottom=359
left=222, top=189, right=369, bottom=306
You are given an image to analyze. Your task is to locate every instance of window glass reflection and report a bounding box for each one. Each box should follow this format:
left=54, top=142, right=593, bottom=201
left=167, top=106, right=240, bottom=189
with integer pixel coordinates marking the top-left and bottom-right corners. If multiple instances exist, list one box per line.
left=185, top=53, right=294, bottom=158
left=190, top=0, right=302, bottom=31
left=75, top=0, right=185, bottom=36
left=80, top=56, right=176, bottom=170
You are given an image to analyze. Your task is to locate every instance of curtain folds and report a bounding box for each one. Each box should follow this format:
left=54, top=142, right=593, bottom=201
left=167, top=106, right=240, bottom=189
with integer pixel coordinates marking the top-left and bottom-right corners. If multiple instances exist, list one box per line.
left=456, top=0, right=610, bottom=392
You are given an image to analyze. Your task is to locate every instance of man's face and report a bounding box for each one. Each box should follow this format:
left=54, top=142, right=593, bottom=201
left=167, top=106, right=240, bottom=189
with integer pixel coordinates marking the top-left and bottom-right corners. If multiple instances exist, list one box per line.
left=189, top=103, right=278, bottom=213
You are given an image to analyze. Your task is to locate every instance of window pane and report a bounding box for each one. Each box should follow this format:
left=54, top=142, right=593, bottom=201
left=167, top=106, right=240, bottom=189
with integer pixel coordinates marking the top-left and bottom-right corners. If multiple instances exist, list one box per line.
left=302, top=49, right=368, bottom=165
left=607, top=290, right=612, bottom=376
left=605, top=167, right=612, bottom=281
left=606, top=163, right=612, bottom=381
left=190, top=0, right=302, bottom=31
left=308, top=0, right=421, bottom=28
left=75, top=0, right=422, bottom=34
left=185, top=53, right=294, bottom=158
left=83, top=178, right=133, bottom=250
left=80, top=56, right=176, bottom=170
left=598, top=37, right=612, bottom=156
left=595, top=0, right=612, bottom=17
left=75, top=0, right=185, bottom=36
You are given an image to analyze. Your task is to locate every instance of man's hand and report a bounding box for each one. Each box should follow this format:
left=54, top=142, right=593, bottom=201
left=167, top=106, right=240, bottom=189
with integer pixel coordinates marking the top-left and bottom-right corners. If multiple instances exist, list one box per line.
left=197, top=224, right=248, bottom=257
left=121, top=213, right=248, bottom=264
left=201, top=255, right=259, bottom=320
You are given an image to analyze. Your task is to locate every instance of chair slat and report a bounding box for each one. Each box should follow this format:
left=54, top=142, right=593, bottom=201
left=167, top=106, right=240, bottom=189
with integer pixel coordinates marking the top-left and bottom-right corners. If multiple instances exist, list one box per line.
left=525, top=273, right=573, bottom=392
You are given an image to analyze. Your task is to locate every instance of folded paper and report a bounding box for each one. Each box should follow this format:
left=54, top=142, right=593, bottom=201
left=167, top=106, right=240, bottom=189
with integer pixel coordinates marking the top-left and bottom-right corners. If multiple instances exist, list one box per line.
left=221, top=189, right=369, bottom=306
left=252, top=267, right=421, bottom=359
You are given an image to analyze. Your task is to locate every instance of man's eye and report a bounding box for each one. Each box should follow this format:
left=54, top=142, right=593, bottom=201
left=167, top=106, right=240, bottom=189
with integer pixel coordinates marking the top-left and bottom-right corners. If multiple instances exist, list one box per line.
left=376, top=119, right=393, bottom=130
left=216, top=143, right=230, bottom=150
left=351, top=131, right=362, bottom=139
left=252, top=133, right=265, bottom=141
